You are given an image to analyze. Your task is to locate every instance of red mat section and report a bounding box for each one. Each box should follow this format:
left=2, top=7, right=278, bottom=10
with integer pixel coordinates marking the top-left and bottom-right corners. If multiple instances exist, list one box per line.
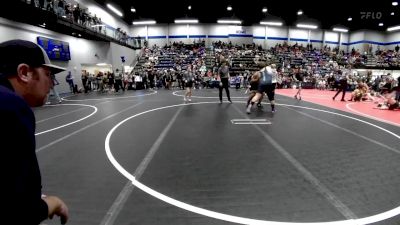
left=276, top=89, right=400, bottom=127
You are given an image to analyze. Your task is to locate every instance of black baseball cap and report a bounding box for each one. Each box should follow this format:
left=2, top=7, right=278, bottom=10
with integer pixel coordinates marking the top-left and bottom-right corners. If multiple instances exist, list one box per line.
left=0, top=39, right=66, bottom=77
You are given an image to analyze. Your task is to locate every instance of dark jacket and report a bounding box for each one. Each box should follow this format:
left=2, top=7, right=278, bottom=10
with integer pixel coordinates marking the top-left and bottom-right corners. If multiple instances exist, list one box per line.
left=0, top=77, right=48, bottom=224
left=339, top=77, right=348, bottom=88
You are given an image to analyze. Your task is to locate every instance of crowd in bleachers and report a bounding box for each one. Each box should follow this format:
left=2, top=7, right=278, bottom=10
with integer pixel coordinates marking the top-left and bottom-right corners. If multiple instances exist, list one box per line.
left=61, top=39, right=400, bottom=110
left=182, top=40, right=398, bottom=110
left=131, top=41, right=218, bottom=90
left=123, top=41, right=399, bottom=97
left=22, top=0, right=135, bottom=46
left=373, top=46, right=400, bottom=67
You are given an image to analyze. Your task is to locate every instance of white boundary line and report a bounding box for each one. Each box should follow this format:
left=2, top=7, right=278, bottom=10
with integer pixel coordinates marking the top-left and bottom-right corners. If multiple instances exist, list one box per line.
left=231, top=118, right=271, bottom=125
left=296, top=96, right=331, bottom=99
left=35, top=104, right=97, bottom=136
left=232, top=122, right=272, bottom=125
left=37, top=101, right=109, bottom=123
left=105, top=101, right=400, bottom=225
left=173, top=91, right=248, bottom=99
left=36, top=102, right=142, bottom=153
left=345, top=103, right=400, bottom=128
left=37, top=106, right=89, bottom=124
left=62, top=91, right=157, bottom=101
left=277, top=94, right=332, bottom=100
left=231, top=104, right=357, bottom=220
left=277, top=92, right=399, bottom=127
left=100, top=106, right=184, bottom=225
left=232, top=119, right=267, bottom=121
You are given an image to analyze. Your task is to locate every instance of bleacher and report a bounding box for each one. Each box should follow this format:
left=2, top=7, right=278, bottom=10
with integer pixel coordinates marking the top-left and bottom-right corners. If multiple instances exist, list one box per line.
left=205, top=47, right=216, bottom=70
left=154, top=55, right=175, bottom=69
left=230, top=55, right=259, bottom=76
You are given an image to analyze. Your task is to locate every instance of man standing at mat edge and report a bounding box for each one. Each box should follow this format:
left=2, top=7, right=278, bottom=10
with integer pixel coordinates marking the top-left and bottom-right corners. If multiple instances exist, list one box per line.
left=218, top=60, right=232, bottom=103
left=0, top=39, right=69, bottom=224
left=332, top=70, right=348, bottom=102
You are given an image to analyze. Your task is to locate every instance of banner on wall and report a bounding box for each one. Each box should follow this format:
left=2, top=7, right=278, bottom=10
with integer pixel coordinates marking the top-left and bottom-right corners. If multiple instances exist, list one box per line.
left=229, top=26, right=247, bottom=35
left=236, top=29, right=246, bottom=34
left=37, top=36, right=71, bottom=61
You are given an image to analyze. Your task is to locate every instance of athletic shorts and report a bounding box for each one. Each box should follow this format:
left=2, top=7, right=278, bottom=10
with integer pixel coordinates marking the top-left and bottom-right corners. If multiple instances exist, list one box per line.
left=185, top=81, right=193, bottom=88
left=258, top=83, right=275, bottom=101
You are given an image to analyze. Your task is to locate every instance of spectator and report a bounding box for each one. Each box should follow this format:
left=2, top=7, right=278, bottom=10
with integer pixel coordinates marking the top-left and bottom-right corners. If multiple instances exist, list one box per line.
left=65, top=71, right=74, bottom=93
left=217, top=60, right=232, bottom=103
left=32, top=0, right=40, bottom=7
left=394, top=76, right=400, bottom=101
left=88, top=73, right=96, bottom=90
left=235, top=75, right=241, bottom=90
left=64, top=3, right=72, bottom=20
left=114, top=69, right=124, bottom=92
left=183, top=65, right=195, bottom=102
left=332, top=72, right=348, bottom=101
left=98, top=18, right=103, bottom=34
left=96, top=72, right=103, bottom=91
left=293, top=70, right=304, bottom=100
left=81, top=8, right=87, bottom=26
left=72, top=4, right=81, bottom=24
left=81, top=70, right=88, bottom=93
left=107, top=72, right=115, bottom=92
left=0, top=39, right=69, bottom=224
left=57, top=0, right=65, bottom=17
left=38, top=0, right=44, bottom=9
left=46, top=73, right=62, bottom=104
left=46, top=0, right=54, bottom=12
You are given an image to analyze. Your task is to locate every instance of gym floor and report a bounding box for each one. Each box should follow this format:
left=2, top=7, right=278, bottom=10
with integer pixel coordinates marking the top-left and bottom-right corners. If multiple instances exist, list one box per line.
left=34, top=88, right=400, bottom=225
